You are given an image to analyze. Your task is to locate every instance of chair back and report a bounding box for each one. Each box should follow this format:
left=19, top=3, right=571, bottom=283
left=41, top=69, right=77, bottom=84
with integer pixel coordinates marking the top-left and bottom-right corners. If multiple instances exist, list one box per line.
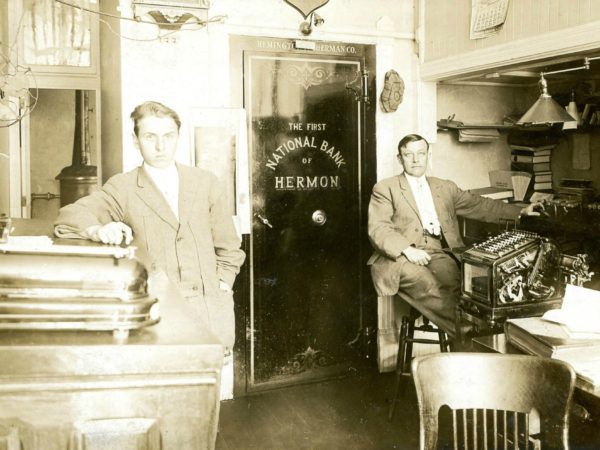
left=412, top=353, right=576, bottom=450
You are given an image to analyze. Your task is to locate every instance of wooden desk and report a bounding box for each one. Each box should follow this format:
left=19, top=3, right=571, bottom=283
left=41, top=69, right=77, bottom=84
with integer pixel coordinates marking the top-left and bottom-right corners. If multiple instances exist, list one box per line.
left=473, top=334, right=599, bottom=398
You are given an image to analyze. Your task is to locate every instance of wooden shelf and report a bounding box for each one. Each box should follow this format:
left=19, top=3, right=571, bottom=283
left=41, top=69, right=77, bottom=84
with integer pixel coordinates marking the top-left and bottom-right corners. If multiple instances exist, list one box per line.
left=437, top=119, right=514, bottom=130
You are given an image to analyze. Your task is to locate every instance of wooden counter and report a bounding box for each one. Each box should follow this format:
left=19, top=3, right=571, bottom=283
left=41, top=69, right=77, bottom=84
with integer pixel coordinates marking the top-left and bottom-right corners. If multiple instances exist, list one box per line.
left=0, top=219, right=223, bottom=449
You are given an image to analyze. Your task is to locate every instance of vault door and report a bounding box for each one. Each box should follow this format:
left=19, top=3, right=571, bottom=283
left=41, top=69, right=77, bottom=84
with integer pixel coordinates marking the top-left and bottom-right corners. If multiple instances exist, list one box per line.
left=247, top=52, right=365, bottom=387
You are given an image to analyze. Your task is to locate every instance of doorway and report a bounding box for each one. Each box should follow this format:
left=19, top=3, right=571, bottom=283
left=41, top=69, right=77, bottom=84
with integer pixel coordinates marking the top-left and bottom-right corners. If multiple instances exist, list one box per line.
left=6, top=88, right=100, bottom=219
left=232, top=36, right=376, bottom=391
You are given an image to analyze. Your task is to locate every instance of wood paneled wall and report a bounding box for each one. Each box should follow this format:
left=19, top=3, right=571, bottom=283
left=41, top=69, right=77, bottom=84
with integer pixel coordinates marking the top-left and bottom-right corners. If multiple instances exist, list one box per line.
left=423, top=0, right=600, bottom=62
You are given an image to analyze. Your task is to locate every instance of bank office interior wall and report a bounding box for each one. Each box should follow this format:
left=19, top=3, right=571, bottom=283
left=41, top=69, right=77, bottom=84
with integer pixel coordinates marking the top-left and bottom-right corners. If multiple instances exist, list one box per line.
left=433, top=83, right=535, bottom=189
left=112, top=0, right=422, bottom=180
left=108, top=0, right=427, bottom=374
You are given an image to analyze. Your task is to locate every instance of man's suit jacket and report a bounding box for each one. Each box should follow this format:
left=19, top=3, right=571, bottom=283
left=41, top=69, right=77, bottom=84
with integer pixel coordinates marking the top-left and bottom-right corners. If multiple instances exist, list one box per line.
left=367, top=174, right=522, bottom=296
left=55, top=164, right=245, bottom=296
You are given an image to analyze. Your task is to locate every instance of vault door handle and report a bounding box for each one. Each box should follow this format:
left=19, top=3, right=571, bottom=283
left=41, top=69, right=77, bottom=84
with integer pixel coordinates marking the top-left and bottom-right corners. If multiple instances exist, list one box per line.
left=312, top=209, right=327, bottom=226
left=255, top=214, right=273, bottom=229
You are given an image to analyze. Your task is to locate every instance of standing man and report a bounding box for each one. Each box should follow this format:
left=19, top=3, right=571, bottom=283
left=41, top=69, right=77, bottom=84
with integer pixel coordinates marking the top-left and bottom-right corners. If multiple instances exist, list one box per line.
left=54, top=101, right=245, bottom=351
left=367, top=134, right=540, bottom=337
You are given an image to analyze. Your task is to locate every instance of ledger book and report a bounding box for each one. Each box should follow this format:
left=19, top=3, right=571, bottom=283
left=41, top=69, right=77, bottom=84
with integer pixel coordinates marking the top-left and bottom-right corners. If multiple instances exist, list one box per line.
left=504, top=317, right=600, bottom=359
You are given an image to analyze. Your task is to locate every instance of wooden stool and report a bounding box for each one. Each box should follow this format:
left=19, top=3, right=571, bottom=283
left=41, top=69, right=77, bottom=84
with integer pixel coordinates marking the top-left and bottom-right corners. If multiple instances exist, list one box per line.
left=388, top=306, right=450, bottom=421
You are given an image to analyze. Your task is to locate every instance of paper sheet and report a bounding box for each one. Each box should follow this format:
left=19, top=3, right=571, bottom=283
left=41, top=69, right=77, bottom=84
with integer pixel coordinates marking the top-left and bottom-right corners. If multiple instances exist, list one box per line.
left=571, top=132, right=591, bottom=170
left=543, top=284, right=600, bottom=335
left=470, top=0, right=510, bottom=40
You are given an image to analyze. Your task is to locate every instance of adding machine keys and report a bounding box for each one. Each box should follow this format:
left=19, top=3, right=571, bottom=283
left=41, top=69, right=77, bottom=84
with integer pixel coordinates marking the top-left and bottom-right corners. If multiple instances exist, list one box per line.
left=459, top=230, right=563, bottom=332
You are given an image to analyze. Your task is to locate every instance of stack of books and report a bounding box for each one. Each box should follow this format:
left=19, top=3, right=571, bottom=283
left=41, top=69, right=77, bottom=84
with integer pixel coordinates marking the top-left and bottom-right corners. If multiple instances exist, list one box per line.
left=558, top=178, right=595, bottom=203
left=505, top=317, right=600, bottom=359
left=509, top=144, right=555, bottom=193
left=458, top=128, right=500, bottom=143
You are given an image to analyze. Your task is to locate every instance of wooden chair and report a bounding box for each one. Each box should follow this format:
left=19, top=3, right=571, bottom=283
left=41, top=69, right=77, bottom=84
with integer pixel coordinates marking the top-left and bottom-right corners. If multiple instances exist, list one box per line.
left=388, top=305, right=450, bottom=421
left=412, top=353, right=576, bottom=450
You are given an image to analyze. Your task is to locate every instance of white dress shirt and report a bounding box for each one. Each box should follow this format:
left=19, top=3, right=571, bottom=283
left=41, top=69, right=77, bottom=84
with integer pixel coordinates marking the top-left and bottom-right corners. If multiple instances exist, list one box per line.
left=405, top=173, right=441, bottom=236
left=143, top=163, right=180, bottom=221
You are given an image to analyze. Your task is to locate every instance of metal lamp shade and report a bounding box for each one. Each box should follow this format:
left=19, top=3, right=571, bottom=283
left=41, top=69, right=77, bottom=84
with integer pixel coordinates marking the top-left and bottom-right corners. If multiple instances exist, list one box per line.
left=517, top=93, right=576, bottom=125
left=518, top=74, right=576, bottom=125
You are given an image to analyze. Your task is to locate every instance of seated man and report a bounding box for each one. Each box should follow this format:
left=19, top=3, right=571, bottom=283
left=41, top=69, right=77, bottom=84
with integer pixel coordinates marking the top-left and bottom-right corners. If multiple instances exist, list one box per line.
left=54, top=101, right=245, bottom=352
left=367, top=134, right=541, bottom=338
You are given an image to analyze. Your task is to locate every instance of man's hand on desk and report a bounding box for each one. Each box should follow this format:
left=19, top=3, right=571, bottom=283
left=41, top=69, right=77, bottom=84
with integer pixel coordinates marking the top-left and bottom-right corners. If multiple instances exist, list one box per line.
left=401, top=247, right=431, bottom=266
left=85, top=222, right=133, bottom=245
left=520, top=201, right=548, bottom=217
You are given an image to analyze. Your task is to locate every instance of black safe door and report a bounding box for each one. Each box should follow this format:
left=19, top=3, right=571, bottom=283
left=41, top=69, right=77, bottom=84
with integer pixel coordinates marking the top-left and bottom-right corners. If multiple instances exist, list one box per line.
left=245, top=49, right=371, bottom=388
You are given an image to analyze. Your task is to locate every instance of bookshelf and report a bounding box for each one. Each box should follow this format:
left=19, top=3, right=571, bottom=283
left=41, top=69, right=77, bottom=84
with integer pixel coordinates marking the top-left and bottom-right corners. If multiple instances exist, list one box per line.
left=437, top=119, right=513, bottom=130
left=437, top=119, right=511, bottom=143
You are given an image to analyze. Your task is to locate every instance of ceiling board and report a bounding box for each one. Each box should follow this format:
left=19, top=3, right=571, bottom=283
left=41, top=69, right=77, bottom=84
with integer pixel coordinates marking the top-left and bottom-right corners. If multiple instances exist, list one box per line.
left=440, top=52, right=600, bottom=86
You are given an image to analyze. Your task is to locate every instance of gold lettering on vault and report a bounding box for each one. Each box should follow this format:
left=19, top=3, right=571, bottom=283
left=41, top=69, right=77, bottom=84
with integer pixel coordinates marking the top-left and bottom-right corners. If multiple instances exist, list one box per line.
left=265, top=136, right=346, bottom=170
left=274, top=176, right=340, bottom=190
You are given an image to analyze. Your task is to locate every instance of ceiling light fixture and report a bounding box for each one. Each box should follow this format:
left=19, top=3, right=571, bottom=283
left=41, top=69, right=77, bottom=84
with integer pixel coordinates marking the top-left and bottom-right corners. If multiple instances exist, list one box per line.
left=518, top=59, right=589, bottom=126
left=517, top=56, right=600, bottom=126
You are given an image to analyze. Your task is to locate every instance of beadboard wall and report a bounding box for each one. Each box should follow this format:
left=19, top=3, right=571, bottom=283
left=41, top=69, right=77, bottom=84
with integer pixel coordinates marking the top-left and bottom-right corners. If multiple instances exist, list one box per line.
left=420, top=0, right=600, bottom=81
left=424, top=0, right=600, bottom=62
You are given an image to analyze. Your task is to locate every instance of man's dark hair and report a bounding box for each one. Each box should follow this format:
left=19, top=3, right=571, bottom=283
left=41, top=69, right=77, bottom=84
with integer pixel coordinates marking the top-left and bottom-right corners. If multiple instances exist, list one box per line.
left=130, top=101, right=181, bottom=136
left=397, top=134, right=429, bottom=155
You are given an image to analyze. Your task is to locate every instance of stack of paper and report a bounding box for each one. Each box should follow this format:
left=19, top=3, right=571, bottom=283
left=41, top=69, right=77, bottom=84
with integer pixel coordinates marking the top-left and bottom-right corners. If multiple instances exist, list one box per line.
left=458, top=128, right=500, bottom=143
left=469, top=186, right=513, bottom=200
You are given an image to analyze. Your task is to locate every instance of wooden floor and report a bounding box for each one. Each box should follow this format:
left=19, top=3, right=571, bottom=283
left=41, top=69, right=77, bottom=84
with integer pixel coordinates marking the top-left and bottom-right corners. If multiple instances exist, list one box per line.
left=216, top=365, right=600, bottom=449
left=216, top=368, right=417, bottom=450
left=217, top=365, right=600, bottom=450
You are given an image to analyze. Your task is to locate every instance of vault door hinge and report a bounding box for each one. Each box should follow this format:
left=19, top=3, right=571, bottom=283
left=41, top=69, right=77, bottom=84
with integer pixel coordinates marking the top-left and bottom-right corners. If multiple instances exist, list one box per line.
left=346, top=69, right=370, bottom=104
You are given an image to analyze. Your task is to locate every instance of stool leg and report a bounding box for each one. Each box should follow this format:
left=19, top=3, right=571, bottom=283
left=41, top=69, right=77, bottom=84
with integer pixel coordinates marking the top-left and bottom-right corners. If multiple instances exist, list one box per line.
left=438, top=330, right=449, bottom=353
left=455, top=306, right=466, bottom=344
left=403, top=319, right=416, bottom=373
left=388, top=316, right=409, bottom=421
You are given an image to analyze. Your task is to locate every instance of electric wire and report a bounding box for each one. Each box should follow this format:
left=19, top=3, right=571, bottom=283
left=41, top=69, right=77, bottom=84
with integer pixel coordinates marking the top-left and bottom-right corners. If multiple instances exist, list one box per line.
left=0, top=2, right=42, bottom=127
